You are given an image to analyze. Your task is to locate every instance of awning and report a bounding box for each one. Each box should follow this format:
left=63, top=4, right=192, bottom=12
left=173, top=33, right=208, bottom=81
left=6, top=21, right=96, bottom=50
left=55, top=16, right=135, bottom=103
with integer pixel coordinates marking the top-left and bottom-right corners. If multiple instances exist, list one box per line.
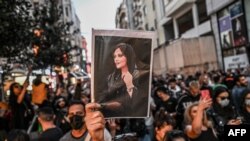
left=69, top=71, right=89, bottom=80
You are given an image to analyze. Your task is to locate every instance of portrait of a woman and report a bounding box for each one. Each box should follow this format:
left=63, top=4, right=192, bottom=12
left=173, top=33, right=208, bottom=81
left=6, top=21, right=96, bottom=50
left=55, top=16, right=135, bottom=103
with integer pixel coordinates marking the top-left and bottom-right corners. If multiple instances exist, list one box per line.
left=98, top=43, right=142, bottom=117
left=93, top=30, right=154, bottom=118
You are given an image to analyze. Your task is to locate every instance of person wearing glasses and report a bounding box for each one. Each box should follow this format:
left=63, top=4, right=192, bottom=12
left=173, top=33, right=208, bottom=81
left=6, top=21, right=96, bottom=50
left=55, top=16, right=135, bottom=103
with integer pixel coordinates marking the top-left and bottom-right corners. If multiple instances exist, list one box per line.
left=59, top=100, right=111, bottom=141
left=9, top=81, right=32, bottom=130
left=210, top=86, right=241, bottom=140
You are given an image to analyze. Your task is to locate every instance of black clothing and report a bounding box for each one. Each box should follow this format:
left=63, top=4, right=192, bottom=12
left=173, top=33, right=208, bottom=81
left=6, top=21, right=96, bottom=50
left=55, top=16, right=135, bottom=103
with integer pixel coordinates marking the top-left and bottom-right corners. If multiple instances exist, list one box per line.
left=9, top=94, right=33, bottom=130
left=99, top=70, right=149, bottom=117
left=176, top=92, right=200, bottom=129
left=190, top=128, right=219, bottom=141
left=37, top=127, right=63, bottom=141
left=240, top=108, right=250, bottom=124
left=156, top=97, right=177, bottom=113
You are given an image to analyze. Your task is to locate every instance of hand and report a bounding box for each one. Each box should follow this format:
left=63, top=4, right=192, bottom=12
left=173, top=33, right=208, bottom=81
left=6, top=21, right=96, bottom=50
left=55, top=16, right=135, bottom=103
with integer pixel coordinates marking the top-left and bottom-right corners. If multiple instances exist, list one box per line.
left=227, top=119, right=242, bottom=125
left=85, top=103, right=105, bottom=141
left=23, top=81, right=29, bottom=89
left=122, top=72, right=134, bottom=89
left=198, top=97, right=212, bottom=111
left=107, top=119, right=117, bottom=131
left=107, top=119, right=117, bottom=138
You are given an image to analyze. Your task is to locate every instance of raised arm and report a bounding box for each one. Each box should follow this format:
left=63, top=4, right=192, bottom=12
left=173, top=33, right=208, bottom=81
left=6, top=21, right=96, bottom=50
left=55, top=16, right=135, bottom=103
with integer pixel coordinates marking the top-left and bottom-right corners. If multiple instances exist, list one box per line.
left=17, top=66, right=32, bottom=104
left=186, top=98, right=212, bottom=139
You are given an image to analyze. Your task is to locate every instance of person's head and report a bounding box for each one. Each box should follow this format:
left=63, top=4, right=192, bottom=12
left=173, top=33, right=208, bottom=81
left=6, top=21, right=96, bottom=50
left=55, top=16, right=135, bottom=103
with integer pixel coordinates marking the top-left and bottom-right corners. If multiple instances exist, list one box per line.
left=240, top=89, right=250, bottom=108
left=37, top=107, right=55, bottom=125
left=164, top=130, right=188, bottom=141
left=6, top=129, right=30, bottom=141
left=80, top=94, right=90, bottom=105
left=154, top=109, right=175, bottom=141
left=168, top=78, right=177, bottom=89
left=155, top=87, right=171, bottom=101
left=213, top=86, right=230, bottom=108
left=33, top=75, right=42, bottom=86
left=189, top=81, right=200, bottom=96
left=9, top=82, right=22, bottom=96
left=235, top=74, right=248, bottom=87
left=212, top=73, right=222, bottom=84
left=54, top=97, right=67, bottom=109
left=184, top=102, right=212, bottom=128
left=68, top=100, right=85, bottom=130
left=113, top=43, right=136, bottom=73
left=199, top=74, right=209, bottom=86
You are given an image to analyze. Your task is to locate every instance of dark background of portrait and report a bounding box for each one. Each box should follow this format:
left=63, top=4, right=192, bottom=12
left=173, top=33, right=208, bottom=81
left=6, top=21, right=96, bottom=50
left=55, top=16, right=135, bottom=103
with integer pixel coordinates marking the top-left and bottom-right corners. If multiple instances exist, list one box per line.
left=93, top=35, right=152, bottom=117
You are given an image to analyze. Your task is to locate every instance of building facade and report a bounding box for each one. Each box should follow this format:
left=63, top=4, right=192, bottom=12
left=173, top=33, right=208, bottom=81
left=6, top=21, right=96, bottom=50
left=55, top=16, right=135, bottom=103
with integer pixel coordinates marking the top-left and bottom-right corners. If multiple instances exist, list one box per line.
left=62, top=0, right=82, bottom=66
left=206, top=0, right=250, bottom=70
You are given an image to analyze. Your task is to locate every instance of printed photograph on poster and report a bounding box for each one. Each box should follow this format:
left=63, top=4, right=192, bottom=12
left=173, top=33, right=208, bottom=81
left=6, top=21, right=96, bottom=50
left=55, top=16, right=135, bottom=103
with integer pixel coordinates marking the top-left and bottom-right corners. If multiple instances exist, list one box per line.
left=219, top=16, right=233, bottom=48
left=229, top=1, right=247, bottom=47
left=92, top=29, right=155, bottom=118
left=231, top=15, right=247, bottom=47
left=220, top=31, right=233, bottom=48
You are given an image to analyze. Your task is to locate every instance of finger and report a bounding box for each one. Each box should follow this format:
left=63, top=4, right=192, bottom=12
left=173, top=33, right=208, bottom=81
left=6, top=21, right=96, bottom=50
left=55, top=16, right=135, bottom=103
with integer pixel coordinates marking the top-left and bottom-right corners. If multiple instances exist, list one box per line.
left=87, top=122, right=105, bottom=131
left=85, top=103, right=101, bottom=113
left=89, top=111, right=104, bottom=119
left=86, top=116, right=105, bottom=125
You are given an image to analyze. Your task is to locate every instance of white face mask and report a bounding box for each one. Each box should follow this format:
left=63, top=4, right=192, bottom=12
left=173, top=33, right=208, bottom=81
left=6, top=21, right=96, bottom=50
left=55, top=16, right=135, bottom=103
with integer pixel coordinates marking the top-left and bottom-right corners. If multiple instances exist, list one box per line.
left=245, top=99, right=250, bottom=106
left=219, top=99, right=230, bottom=107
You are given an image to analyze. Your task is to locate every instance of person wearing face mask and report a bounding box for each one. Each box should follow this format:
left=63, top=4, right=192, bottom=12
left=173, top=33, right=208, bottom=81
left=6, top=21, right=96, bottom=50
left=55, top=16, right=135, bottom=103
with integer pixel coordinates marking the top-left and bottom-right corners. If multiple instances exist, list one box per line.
left=239, top=89, right=250, bottom=124
left=59, top=100, right=112, bottom=141
left=210, top=86, right=241, bottom=140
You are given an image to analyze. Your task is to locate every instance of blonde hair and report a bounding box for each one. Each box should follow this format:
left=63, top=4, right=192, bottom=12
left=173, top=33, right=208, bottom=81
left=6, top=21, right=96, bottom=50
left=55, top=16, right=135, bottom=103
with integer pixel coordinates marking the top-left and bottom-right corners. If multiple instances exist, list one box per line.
left=183, top=102, right=212, bottom=128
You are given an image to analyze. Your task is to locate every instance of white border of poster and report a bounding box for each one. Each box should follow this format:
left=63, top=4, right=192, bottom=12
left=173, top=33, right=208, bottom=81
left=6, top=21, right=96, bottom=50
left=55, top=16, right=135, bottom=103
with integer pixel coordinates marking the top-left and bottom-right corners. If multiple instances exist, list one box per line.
left=91, top=29, right=155, bottom=118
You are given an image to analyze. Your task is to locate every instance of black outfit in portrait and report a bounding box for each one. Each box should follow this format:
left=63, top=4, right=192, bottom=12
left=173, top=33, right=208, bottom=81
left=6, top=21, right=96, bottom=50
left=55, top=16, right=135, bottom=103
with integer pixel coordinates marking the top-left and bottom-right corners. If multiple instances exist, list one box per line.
left=99, top=70, right=149, bottom=117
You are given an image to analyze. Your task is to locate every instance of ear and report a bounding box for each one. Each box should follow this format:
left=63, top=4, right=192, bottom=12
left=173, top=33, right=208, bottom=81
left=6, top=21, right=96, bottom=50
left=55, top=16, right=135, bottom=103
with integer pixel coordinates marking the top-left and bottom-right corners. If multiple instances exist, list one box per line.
left=38, top=117, right=41, bottom=123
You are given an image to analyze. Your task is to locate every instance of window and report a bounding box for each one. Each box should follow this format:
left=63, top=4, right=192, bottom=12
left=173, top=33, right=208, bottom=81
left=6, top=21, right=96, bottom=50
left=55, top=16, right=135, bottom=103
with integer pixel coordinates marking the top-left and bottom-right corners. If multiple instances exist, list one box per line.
left=197, top=0, right=209, bottom=24
left=143, top=6, right=147, bottom=16
left=152, top=0, right=155, bottom=11
left=177, top=10, right=194, bottom=35
left=154, top=19, right=158, bottom=29
left=65, top=7, right=69, bottom=17
left=145, top=24, right=149, bottom=30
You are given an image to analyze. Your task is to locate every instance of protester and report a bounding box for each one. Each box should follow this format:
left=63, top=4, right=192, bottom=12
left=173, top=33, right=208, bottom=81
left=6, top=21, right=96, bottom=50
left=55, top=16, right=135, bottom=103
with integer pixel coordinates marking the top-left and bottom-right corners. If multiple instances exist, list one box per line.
left=59, top=100, right=111, bottom=141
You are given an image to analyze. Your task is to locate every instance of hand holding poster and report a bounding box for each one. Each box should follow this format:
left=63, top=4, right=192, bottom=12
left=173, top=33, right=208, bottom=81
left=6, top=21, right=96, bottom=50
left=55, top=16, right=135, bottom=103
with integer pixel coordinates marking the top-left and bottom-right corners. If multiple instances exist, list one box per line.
left=92, top=29, right=155, bottom=118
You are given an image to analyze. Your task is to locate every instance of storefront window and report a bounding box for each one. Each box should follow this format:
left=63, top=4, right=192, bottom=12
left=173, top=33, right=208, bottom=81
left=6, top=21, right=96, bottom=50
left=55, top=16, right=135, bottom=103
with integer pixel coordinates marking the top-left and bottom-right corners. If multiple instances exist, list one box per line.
left=218, top=1, right=248, bottom=49
left=218, top=0, right=249, bottom=70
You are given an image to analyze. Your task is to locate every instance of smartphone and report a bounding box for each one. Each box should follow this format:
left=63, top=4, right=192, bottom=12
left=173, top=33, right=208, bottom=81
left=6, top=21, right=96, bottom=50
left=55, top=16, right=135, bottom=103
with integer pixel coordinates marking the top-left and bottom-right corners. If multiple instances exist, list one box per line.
left=201, top=90, right=211, bottom=100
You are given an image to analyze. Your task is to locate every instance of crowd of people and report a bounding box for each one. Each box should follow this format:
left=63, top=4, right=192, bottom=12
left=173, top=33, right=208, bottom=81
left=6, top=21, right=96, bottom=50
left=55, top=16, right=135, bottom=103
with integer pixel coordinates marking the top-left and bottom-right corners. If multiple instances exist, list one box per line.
left=0, top=67, right=250, bottom=141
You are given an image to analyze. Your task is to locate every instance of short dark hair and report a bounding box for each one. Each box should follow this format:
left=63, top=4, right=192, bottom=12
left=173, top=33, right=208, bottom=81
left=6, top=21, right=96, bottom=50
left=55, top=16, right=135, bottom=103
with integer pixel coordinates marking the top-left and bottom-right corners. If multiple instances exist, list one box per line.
left=168, top=78, right=176, bottom=83
left=154, top=108, right=176, bottom=129
left=154, top=86, right=170, bottom=97
left=68, top=100, right=85, bottom=110
left=235, top=74, right=245, bottom=82
left=38, top=107, right=54, bottom=121
left=165, top=130, right=188, bottom=141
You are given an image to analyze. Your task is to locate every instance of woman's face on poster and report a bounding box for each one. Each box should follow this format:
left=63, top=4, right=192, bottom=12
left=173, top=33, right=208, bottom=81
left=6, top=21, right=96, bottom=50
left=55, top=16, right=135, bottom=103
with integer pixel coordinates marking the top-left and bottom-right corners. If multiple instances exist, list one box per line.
left=113, top=48, right=127, bottom=69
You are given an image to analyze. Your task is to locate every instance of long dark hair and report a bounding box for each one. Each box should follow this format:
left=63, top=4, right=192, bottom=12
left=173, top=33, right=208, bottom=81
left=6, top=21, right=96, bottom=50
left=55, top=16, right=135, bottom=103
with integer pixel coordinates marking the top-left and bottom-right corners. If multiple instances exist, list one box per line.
left=113, top=43, right=136, bottom=74
left=9, top=82, right=20, bottom=105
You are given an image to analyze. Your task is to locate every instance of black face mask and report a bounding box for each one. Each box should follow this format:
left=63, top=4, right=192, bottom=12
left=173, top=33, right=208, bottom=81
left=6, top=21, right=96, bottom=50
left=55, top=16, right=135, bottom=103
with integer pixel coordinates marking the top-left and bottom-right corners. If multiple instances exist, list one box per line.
left=69, top=115, right=84, bottom=130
